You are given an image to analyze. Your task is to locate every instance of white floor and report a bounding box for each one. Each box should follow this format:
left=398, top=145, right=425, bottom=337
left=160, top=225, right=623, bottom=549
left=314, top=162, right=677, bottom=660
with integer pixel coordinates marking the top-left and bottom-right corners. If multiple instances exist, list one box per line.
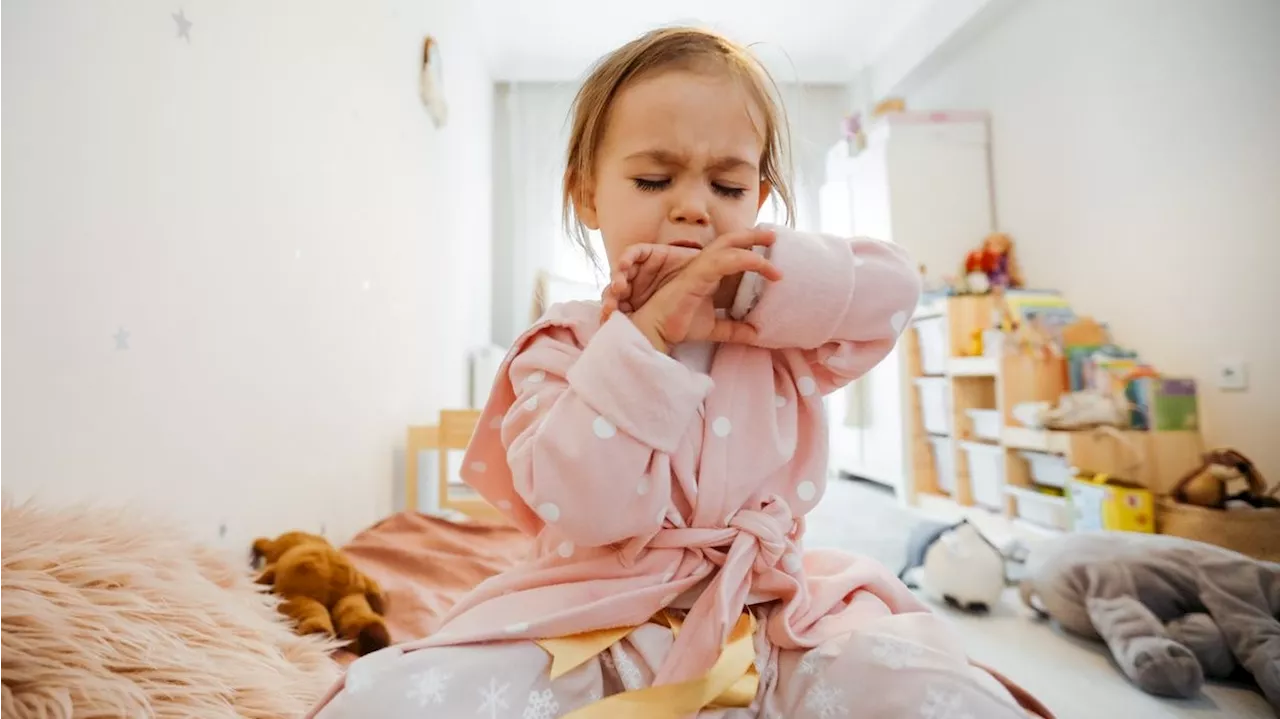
left=808, top=477, right=1275, bottom=719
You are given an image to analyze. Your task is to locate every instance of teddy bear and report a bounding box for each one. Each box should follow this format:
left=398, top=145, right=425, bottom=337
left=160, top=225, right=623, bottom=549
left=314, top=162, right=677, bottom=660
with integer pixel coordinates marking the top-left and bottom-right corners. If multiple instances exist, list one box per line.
left=1018, top=531, right=1279, bottom=709
left=251, top=531, right=391, bottom=656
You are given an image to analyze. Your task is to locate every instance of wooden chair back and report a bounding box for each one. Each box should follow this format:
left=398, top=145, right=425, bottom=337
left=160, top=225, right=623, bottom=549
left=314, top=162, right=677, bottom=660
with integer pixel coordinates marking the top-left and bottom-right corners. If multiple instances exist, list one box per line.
left=403, top=409, right=505, bottom=523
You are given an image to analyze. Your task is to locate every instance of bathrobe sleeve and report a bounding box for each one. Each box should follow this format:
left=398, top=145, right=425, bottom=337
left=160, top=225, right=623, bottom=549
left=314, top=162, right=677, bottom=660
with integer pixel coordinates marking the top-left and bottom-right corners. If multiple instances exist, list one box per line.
left=461, top=304, right=714, bottom=547
left=735, top=226, right=922, bottom=394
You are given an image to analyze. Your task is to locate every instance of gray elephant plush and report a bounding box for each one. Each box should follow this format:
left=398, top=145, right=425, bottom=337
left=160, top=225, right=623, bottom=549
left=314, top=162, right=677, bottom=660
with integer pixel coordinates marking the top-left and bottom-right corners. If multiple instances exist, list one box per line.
left=1018, top=531, right=1280, bottom=710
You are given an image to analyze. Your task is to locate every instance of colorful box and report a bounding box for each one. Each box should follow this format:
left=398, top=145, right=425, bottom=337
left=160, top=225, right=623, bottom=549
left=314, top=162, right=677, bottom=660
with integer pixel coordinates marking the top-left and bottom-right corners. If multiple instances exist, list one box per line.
left=1127, top=377, right=1199, bottom=431
left=1067, top=473, right=1155, bottom=533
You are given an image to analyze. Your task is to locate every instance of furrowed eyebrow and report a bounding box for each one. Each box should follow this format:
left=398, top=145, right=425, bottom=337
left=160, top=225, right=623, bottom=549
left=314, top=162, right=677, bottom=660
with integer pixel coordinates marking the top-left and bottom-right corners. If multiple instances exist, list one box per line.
left=624, top=149, right=757, bottom=173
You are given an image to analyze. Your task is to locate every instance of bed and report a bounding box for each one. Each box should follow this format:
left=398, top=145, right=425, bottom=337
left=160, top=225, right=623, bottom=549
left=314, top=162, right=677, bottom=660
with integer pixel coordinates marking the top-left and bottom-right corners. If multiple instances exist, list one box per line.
left=334, top=510, right=528, bottom=661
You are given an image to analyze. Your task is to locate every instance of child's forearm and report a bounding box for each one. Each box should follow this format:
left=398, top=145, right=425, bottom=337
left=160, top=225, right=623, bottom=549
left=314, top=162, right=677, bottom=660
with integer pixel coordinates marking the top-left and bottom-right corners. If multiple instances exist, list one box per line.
left=741, top=230, right=920, bottom=350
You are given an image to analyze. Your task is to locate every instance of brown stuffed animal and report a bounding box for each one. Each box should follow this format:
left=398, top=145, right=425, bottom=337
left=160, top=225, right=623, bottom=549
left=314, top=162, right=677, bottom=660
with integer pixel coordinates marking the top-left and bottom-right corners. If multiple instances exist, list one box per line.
left=251, top=531, right=390, bottom=656
left=1177, top=448, right=1274, bottom=509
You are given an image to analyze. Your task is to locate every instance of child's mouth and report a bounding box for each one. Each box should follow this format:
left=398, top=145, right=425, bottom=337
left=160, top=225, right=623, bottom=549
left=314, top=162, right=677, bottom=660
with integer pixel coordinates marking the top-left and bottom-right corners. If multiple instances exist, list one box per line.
left=668, top=240, right=702, bottom=250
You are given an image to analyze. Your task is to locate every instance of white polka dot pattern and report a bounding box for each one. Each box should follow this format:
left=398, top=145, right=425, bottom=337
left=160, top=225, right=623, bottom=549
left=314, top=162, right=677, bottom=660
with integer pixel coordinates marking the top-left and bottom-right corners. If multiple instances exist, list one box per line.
left=526, top=370, right=546, bottom=384
left=775, top=395, right=787, bottom=408
left=797, top=376, right=817, bottom=397
left=712, top=416, right=732, bottom=437
left=503, top=622, right=530, bottom=634
left=556, top=541, right=574, bottom=558
left=796, top=481, right=817, bottom=502
left=592, top=416, right=616, bottom=439
left=470, top=461, right=487, bottom=473
left=783, top=553, right=803, bottom=573
left=637, top=478, right=650, bottom=496
left=890, top=310, right=908, bottom=334
left=537, top=502, right=561, bottom=522
left=523, top=395, right=539, bottom=412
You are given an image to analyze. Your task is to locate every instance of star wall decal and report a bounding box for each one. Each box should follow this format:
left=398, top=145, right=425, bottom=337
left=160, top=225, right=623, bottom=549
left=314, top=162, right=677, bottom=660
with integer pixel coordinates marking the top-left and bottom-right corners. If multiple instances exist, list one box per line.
left=173, top=9, right=192, bottom=43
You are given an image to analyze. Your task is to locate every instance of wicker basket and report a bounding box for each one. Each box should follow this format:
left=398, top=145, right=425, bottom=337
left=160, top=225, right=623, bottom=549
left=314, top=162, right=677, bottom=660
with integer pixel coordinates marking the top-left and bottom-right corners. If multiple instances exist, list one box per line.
left=1156, top=450, right=1280, bottom=561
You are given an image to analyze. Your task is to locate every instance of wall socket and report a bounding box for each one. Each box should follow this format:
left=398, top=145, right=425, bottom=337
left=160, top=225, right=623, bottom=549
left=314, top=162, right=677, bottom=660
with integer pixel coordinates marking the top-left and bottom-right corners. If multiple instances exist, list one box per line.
left=1215, top=360, right=1248, bottom=391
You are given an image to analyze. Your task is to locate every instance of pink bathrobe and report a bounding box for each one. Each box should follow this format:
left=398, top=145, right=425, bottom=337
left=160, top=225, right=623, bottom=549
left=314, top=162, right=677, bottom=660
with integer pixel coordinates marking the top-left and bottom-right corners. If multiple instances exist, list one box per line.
left=307, top=228, right=1040, bottom=719
left=412, top=228, right=925, bottom=678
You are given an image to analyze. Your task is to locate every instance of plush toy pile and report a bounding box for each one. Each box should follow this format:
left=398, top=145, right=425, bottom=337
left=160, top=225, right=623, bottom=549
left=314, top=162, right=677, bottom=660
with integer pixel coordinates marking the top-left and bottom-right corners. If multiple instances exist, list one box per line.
left=253, top=531, right=391, bottom=657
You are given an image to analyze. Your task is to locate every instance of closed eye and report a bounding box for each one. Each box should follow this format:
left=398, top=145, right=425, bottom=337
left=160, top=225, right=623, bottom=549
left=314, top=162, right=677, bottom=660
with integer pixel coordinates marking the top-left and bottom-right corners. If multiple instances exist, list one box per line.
left=634, top=178, right=669, bottom=193
left=713, top=183, right=747, bottom=200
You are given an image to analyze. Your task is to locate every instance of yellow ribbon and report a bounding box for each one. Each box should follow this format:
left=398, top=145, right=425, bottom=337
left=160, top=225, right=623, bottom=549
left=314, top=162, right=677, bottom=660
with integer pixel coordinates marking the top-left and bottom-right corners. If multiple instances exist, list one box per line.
left=534, top=611, right=759, bottom=718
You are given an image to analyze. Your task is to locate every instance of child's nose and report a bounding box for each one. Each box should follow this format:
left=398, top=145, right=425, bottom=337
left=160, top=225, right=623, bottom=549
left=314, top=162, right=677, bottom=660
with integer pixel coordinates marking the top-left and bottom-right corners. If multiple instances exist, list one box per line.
left=669, top=194, right=710, bottom=226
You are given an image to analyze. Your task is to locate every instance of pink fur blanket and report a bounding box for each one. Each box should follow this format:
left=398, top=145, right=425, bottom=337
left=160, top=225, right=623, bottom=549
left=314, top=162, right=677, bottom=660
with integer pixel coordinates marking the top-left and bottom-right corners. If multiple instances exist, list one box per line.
left=1, top=502, right=340, bottom=719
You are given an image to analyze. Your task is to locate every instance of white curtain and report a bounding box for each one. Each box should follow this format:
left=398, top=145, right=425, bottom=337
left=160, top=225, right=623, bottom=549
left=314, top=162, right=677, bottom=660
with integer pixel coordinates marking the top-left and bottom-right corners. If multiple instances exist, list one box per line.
left=491, top=82, right=605, bottom=347
left=490, top=82, right=848, bottom=346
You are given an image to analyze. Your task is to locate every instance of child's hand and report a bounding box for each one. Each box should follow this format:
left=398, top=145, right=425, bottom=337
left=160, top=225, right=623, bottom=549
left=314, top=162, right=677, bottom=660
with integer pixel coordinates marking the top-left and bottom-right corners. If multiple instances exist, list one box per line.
left=600, top=244, right=700, bottom=322
left=626, top=229, right=780, bottom=352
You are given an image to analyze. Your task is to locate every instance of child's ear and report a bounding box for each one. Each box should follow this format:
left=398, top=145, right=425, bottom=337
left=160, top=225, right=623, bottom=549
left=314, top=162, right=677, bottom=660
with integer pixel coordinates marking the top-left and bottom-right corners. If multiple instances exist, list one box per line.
left=756, top=180, right=773, bottom=212
left=571, top=173, right=600, bottom=230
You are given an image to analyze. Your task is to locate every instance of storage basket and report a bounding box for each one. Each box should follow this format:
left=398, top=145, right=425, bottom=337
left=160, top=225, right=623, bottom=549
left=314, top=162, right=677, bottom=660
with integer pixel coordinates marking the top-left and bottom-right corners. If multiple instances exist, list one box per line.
left=966, top=409, right=1002, bottom=442
left=914, top=377, right=951, bottom=435
left=1157, top=450, right=1280, bottom=561
left=915, top=316, right=948, bottom=375
left=928, top=435, right=956, bottom=495
left=960, top=440, right=1005, bottom=509
left=1007, top=486, right=1071, bottom=530
left=1018, top=450, right=1073, bottom=489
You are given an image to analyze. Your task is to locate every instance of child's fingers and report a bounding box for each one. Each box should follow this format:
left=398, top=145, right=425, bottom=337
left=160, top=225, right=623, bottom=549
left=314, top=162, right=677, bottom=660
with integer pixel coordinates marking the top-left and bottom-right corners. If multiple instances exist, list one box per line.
left=702, top=247, right=782, bottom=282
left=705, top=318, right=760, bottom=345
left=710, top=228, right=776, bottom=251
left=610, top=269, right=629, bottom=296
left=617, top=243, right=656, bottom=271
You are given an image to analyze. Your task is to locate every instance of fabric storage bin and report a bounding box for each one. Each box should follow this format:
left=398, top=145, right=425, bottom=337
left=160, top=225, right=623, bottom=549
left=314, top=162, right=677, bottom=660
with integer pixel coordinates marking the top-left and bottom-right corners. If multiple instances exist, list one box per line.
left=965, top=409, right=1001, bottom=442
left=914, top=316, right=948, bottom=375
left=1007, top=486, right=1071, bottom=530
left=960, top=441, right=1005, bottom=509
left=928, top=435, right=955, bottom=495
left=914, top=377, right=951, bottom=435
left=1018, top=450, right=1073, bottom=489
left=982, top=328, right=1005, bottom=358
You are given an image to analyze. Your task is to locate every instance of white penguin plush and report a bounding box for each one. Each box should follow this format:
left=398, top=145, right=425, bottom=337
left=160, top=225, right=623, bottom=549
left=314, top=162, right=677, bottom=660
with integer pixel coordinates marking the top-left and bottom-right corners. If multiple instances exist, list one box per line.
left=902, top=520, right=1007, bottom=612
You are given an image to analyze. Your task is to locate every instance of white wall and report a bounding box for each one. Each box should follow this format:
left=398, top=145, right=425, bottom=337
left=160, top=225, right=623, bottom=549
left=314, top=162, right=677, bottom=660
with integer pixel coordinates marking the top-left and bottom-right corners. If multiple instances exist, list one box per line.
left=905, top=0, right=1280, bottom=478
left=2, top=0, right=494, bottom=547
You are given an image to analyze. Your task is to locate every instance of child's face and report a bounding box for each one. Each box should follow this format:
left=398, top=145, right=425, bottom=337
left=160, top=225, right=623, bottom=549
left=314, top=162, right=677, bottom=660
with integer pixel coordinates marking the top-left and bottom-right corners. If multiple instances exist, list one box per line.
left=578, top=70, right=771, bottom=269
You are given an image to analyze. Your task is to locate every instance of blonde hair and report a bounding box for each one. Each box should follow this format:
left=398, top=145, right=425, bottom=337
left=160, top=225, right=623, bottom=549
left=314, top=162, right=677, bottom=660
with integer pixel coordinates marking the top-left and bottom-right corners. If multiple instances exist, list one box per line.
left=561, top=26, right=796, bottom=267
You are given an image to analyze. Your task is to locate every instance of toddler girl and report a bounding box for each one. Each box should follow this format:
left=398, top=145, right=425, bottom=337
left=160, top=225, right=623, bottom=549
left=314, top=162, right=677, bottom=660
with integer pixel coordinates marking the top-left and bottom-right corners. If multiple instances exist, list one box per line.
left=307, top=26, right=1047, bottom=719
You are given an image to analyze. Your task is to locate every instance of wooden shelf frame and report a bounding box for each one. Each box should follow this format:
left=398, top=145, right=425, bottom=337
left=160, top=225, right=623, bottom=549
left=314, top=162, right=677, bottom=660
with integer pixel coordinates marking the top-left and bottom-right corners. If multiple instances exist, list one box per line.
left=905, top=293, right=1206, bottom=532
left=906, top=294, right=1069, bottom=526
